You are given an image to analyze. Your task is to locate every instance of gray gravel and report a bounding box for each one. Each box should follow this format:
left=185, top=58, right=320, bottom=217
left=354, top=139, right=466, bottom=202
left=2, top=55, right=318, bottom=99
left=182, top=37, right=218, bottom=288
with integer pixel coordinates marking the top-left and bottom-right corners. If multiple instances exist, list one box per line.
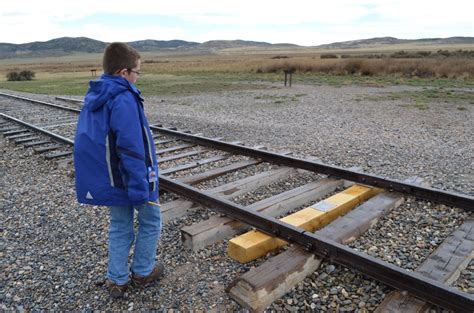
left=1, top=83, right=473, bottom=311
left=350, top=199, right=470, bottom=270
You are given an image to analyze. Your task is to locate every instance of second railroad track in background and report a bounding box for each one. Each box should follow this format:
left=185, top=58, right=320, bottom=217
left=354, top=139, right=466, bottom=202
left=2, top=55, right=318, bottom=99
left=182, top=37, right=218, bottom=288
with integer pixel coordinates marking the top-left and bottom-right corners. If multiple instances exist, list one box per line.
left=1, top=91, right=473, bottom=312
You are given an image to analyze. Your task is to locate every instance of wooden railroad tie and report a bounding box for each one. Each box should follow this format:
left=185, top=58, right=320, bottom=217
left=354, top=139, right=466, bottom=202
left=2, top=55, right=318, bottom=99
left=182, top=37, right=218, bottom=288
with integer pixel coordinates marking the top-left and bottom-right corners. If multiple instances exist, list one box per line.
left=15, top=136, right=41, bottom=144
left=227, top=184, right=382, bottom=263
left=9, top=133, right=34, bottom=140
left=3, top=129, right=29, bottom=136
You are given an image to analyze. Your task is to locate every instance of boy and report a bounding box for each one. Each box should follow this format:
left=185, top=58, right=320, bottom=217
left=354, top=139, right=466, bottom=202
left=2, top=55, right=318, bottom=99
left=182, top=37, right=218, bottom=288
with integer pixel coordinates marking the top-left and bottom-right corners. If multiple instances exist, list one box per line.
left=74, top=42, right=162, bottom=298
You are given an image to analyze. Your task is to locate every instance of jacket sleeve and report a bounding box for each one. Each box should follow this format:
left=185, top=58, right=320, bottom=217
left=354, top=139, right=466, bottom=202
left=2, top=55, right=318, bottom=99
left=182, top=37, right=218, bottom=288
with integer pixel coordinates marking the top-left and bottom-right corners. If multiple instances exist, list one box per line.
left=109, top=92, right=149, bottom=204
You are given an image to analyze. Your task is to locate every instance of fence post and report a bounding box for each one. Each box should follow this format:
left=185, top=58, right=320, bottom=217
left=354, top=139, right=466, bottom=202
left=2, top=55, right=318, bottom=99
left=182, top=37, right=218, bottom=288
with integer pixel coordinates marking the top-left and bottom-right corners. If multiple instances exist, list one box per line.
left=284, top=69, right=294, bottom=87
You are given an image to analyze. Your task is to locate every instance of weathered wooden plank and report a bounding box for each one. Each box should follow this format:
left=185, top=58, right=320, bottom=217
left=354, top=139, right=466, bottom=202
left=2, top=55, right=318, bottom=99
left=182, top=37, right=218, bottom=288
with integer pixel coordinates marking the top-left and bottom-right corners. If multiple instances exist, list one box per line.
left=174, top=146, right=277, bottom=185
left=375, top=218, right=474, bottom=313
left=318, top=192, right=405, bottom=244
left=178, top=159, right=261, bottom=185
left=181, top=178, right=343, bottom=251
left=6, top=132, right=32, bottom=139
left=161, top=167, right=297, bottom=222
left=23, top=140, right=50, bottom=147
left=418, top=219, right=474, bottom=284
left=158, top=148, right=208, bottom=163
left=227, top=189, right=405, bottom=312
left=160, top=155, right=228, bottom=175
left=375, top=292, right=428, bottom=313
left=34, top=145, right=62, bottom=153
left=228, top=185, right=380, bottom=263
left=156, top=143, right=196, bottom=155
left=0, top=127, right=21, bottom=133
left=3, top=129, right=29, bottom=137
left=15, top=136, right=41, bottom=143
left=44, top=151, right=73, bottom=159
left=227, top=246, right=323, bottom=312
left=154, top=138, right=174, bottom=145
left=210, top=167, right=296, bottom=198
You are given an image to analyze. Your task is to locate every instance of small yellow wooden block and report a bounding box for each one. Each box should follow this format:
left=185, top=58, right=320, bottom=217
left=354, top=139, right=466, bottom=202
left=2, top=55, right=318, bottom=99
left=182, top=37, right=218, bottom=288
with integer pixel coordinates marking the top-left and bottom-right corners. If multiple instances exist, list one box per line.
left=228, top=184, right=380, bottom=263
left=280, top=207, right=326, bottom=231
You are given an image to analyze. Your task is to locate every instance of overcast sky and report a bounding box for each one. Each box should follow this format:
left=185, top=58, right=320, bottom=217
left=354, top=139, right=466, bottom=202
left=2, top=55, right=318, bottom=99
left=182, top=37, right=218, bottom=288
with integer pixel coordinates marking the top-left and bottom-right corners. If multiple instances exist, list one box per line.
left=2, top=0, right=473, bottom=46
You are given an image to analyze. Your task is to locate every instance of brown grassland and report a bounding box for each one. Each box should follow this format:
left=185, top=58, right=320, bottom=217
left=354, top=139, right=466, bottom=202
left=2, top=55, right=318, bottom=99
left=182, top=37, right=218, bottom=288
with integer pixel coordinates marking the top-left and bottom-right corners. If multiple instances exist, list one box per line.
left=0, top=43, right=473, bottom=96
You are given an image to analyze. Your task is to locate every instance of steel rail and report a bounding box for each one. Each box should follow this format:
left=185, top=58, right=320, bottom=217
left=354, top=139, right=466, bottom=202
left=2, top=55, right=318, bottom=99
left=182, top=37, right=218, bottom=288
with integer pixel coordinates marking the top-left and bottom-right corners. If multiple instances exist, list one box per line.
left=0, top=92, right=81, bottom=113
left=1, top=91, right=472, bottom=211
left=151, top=126, right=474, bottom=211
left=0, top=113, right=74, bottom=145
left=55, top=96, right=84, bottom=104
left=2, top=97, right=472, bottom=311
left=160, top=175, right=474, bottom=312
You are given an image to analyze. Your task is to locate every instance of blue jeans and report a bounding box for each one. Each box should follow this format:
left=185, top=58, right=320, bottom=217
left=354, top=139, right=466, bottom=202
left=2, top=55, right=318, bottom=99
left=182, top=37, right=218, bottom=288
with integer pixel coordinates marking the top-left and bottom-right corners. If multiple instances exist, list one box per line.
left=107, top=203, right=161, bottom=285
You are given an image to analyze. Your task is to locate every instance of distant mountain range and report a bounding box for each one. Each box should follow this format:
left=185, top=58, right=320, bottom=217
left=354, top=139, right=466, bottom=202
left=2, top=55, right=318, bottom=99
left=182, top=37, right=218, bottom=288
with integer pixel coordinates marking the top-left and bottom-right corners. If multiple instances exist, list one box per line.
left=316, top=36, right=474, bottom=49
left=0, top=36, right=472, bottom=59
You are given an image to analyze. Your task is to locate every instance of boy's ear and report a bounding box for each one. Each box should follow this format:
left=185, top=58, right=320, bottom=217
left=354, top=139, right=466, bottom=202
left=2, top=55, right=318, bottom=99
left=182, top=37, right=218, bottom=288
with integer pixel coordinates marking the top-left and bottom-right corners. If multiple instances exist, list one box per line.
left=117, top=68, right=127, bottom=77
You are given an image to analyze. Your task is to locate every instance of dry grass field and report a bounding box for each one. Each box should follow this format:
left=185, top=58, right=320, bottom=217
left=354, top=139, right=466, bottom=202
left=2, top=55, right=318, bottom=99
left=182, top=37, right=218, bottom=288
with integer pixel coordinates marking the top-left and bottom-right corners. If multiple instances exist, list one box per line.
left=0, top=43, right=473, bottom=96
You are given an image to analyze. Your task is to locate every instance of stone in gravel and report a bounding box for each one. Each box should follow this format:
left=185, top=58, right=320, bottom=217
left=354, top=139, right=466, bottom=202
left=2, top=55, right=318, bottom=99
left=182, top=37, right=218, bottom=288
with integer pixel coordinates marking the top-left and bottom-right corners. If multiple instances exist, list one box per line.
left=326, top=264, right=336, bottom=274
left=341, top=288, right=349, bottom=298
left=318, top=273, right=328, bottom=281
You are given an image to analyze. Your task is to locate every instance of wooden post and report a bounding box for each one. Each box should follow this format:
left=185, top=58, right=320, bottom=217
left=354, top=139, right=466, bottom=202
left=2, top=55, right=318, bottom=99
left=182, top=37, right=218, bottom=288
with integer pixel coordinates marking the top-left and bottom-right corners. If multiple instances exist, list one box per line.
left=284, top=69, right=294, bottom=87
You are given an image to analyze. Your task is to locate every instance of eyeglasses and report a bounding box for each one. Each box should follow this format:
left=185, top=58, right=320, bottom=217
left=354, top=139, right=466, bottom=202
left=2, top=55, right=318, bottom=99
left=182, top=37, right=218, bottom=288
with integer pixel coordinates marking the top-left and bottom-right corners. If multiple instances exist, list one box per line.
left=127, top=69, right=141, bottom=75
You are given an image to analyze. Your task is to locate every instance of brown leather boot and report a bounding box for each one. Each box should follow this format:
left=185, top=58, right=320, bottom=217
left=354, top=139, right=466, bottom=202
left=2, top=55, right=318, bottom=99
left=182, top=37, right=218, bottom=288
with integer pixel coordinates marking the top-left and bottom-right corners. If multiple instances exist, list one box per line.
left=131, top=263, right=165, bottom=287
left=106, top=280, right=129, bottom=299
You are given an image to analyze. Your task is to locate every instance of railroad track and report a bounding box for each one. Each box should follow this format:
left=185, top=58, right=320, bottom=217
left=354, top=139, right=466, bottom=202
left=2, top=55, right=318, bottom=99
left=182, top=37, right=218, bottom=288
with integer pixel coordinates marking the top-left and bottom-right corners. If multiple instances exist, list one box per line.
left=1, top=91, right=473, bottom=312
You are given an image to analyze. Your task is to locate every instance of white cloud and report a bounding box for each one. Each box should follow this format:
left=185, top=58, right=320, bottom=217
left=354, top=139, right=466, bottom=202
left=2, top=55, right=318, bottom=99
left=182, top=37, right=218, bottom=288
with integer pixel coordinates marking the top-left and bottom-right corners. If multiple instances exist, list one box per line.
left=78, top=24, right=188, bottom=43
left=1, top=0, right=473, bottom=45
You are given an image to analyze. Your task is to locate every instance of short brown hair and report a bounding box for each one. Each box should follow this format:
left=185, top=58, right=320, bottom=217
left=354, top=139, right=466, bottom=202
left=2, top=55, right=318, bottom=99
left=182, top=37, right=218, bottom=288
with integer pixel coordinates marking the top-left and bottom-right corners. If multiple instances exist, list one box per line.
left=102, top=42, right=141, bottom=75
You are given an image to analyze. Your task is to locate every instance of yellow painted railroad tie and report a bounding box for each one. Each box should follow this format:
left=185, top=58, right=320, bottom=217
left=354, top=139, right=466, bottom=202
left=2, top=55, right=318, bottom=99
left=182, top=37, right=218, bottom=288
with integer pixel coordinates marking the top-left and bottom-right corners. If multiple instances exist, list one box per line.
left=227, top=184, right=381, bottom=263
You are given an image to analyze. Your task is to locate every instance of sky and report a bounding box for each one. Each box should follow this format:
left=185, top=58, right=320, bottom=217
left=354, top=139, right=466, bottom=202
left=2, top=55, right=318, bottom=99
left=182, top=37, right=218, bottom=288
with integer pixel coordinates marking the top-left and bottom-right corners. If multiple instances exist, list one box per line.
left=1, top=0, right=473, bottom=46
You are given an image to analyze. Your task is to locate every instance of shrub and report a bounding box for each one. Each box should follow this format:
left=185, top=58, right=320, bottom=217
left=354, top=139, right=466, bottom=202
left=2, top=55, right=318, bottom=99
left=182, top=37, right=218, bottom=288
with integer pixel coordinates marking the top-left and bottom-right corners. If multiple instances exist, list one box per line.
left=6, top=70, right=35, bottom=81
left=320, top=54, right=338, bottom=59
left=342, top=59, right=364, bottom=74
left=253, top=57, right=474, bottom=78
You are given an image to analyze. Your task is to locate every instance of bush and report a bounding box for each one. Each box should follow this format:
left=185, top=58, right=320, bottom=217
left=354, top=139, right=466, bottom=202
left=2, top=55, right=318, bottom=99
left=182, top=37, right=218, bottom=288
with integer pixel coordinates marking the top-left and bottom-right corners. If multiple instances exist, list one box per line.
left=6, top=70, right=35, bottom=81
left=320, top=54, right=338, bottom=59
left=253, top=57, right=474, bottom=78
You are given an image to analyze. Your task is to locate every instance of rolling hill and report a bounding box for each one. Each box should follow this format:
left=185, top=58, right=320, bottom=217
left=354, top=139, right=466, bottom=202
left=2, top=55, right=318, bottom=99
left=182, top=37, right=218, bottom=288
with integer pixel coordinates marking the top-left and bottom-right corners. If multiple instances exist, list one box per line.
left=0, top=36, right=472, bottom=59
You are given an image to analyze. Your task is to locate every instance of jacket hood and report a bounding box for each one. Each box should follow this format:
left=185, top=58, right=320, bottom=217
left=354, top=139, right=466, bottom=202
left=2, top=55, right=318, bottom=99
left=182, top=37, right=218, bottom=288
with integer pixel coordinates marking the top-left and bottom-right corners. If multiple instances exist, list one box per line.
left=84, top=74, right=141, bottom=111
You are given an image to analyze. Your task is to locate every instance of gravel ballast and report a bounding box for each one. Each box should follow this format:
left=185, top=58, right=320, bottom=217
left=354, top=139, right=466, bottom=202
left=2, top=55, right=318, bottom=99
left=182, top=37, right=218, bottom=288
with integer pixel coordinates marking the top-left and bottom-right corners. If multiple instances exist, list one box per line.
left=1, top=83, right=472, bottom=311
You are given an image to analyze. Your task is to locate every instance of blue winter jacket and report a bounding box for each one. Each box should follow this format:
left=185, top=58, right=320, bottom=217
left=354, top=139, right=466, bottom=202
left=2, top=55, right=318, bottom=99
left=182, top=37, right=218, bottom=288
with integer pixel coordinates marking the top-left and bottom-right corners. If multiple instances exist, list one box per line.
left=74, top=74, right=158, bottom=206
